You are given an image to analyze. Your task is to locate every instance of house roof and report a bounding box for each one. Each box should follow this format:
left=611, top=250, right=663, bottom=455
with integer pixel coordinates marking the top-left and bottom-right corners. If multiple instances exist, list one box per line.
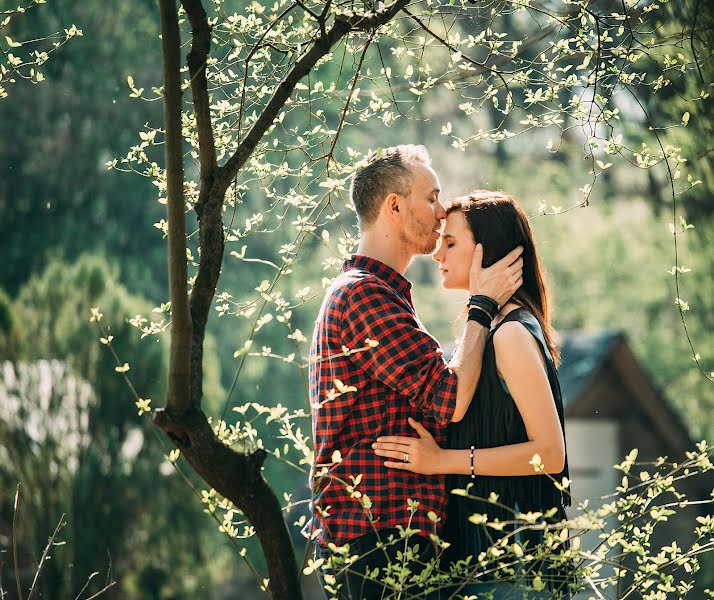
left=558, top=330, right=623, bottom=408
left=558, top=331, right=712, bottom=502
left=558, top=330, right=698, bottom=460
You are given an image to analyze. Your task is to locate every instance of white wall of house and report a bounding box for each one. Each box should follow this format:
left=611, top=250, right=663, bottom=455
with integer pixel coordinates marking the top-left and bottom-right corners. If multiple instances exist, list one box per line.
left=565, top=418, right=620, bottom=505
left=565, top=418, right=621, bottom=596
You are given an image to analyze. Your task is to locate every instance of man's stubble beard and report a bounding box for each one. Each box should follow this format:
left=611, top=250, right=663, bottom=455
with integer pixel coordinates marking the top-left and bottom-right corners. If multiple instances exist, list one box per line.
left=399, top=211, right=438, bottom=256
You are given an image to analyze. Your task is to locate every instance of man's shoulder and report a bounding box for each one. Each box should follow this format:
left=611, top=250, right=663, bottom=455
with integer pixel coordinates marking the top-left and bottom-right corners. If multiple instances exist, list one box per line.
left=328, top=268, right=394, bottom=301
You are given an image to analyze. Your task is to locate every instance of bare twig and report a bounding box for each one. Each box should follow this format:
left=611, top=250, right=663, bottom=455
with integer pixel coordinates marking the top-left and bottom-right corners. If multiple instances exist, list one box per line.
left=74, top=569, right=116, bottom=600
left=81, top=581, right=117, bottom=600
left=26, top=513, right=65, bottom=600
left=74, top=571, right=98, bottom=600
left=12, top=484, right=23, bottom=600
left=690, top=0, right=705, bottom=83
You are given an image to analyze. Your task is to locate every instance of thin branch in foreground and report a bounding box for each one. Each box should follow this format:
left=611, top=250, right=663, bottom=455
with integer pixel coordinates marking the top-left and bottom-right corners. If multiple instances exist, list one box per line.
left=75, top=577, right=116, bottom=600
left=11, top=484, right=23, bottom=600
left=26, top=513, right=66, bottom=600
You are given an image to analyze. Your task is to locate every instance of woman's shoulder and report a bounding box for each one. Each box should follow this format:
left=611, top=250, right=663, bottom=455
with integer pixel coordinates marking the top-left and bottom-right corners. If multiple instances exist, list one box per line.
left=492, top=307, right=551, bottom=365
left=492, top=312, right=538, bottom=347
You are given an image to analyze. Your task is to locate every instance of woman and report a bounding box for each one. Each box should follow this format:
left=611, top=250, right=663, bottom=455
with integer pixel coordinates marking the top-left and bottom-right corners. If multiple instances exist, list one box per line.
left=372, top=191, right=574, bottom=598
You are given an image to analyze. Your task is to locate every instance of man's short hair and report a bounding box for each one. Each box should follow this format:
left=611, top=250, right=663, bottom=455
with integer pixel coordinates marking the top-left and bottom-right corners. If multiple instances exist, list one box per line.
left=350, top=144, right=431, bottom=228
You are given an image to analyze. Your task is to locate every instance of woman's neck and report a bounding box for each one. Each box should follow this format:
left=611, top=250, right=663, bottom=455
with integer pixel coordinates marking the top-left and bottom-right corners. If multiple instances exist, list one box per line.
left=491, top=301, right=524, bottom=327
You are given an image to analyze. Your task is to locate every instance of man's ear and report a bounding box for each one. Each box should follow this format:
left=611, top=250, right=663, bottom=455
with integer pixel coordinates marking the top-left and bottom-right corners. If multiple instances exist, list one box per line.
left=383, top=192, right=402, bottom=221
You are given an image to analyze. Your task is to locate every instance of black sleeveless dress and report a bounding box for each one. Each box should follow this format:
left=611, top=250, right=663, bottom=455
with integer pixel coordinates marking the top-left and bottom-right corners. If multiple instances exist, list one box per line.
left=442, top=308, right=575, bottom=593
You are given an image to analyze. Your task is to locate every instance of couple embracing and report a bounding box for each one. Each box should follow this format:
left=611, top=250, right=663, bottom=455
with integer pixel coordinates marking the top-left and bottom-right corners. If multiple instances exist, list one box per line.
left=307, top=145, right=574, bottom=599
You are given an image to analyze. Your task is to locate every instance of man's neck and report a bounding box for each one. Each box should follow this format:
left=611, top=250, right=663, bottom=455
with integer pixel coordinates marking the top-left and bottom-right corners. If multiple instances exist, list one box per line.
left=355, top=230, right=412, bottom=275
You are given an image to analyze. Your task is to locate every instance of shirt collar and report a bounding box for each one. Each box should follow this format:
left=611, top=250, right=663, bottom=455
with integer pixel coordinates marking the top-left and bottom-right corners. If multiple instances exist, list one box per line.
left=343, top=255, right=412, bottom=297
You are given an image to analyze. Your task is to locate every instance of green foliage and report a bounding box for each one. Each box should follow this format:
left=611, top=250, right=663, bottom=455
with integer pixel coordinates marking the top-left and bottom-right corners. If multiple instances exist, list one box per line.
left=14, top=254, right=166, bottom=400
left=0, top=255, right=227, bottom=599
left=0, top=287, right=23, bottom=360
left=0, top=1, right=165, bottom=299
left=0, top=0, right=80, bottom=99
left=539, top=204, right=714, bottom=442
left=212, top=398, right=714, bottom=599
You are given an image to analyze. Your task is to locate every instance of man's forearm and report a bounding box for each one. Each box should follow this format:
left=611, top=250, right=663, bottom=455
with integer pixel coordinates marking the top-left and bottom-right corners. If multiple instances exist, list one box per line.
left=447, top=321, right=488, bottom=422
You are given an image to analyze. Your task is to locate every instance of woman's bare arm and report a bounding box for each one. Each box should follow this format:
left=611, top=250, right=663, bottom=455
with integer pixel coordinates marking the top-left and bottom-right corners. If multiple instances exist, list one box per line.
left=374, top=321, right=565, bottom=477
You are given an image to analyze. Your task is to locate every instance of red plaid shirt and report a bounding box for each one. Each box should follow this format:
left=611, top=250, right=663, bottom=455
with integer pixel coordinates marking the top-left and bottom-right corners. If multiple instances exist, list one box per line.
left=307, top=255, right=457, bottom=546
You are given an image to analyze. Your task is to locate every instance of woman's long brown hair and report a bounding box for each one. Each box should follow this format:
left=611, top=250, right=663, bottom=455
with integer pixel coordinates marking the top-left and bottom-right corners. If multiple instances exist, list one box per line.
left=447, top=191, right=560, bottom=365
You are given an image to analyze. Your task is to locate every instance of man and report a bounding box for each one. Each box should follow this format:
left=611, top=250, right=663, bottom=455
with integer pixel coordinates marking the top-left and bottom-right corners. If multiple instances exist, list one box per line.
left=308, top=145, right=523, bottom=599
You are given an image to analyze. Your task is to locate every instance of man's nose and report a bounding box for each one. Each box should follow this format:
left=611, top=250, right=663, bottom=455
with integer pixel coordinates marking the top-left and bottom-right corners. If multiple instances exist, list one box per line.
left=435, top=202, right=447, bottom=220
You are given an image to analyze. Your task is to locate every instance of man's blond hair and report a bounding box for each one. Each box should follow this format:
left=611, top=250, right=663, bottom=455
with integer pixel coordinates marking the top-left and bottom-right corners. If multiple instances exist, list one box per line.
left=350, top=144, right=431, bottom=228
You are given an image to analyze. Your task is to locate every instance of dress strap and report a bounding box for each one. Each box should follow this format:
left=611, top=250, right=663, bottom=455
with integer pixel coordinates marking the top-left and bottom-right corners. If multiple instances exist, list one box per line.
left=491, top=307, right=553, bottom=363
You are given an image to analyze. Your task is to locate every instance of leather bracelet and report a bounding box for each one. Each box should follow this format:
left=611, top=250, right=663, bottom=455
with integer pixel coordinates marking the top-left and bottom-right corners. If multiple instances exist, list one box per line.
left=469, top=303, right=495, bottom=321
left=468, top=294, right=500, bottom=314
left=470, top=446, right=476, bottom=479
left=468, top=301, right=497, bottom=321
left=467, top=306, right=492, bottom=329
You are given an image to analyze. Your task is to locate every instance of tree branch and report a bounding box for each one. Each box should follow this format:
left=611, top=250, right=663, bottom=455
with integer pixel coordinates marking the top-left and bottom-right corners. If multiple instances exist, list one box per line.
left=27, top=514, right=66, bottom=600
left=237, top=3, right=299, bottom=142
left=185, top=0, right=411, bottom=410
left=154, top=407, right=303, bottom=600
left=181, top=0, right=218, bottom=218
left=388, top=8, right=561, bottom=95
left=179, top=0, right=220, bottom=409
left=324, top=34, right=374, bottom=164
left=12, top=484, right=23, bottom=600
left=159, top=0, right=193, bottom=416
left=216, top=0, right=411, bottom=191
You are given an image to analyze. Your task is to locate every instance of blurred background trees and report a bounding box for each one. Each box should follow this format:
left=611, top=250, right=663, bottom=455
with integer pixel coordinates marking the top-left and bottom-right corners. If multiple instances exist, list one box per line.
left=1, top=255, right=226, bottom=598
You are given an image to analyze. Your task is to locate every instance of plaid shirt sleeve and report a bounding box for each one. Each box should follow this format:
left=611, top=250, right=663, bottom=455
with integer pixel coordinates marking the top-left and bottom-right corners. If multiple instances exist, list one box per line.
left=340, top=277, right=457, bottom=424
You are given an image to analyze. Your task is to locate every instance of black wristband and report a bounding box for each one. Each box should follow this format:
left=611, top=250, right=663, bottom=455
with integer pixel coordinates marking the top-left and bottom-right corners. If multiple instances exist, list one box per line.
left=469, top=303, right=495, bottom=321
left=467, top=306, right=492, bottom=329
left=468, top=294, right=500, bottom=315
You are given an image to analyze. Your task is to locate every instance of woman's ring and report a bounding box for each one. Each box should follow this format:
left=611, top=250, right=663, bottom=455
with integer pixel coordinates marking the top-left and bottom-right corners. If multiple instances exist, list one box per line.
left=403, top=452, right=410, bottom=463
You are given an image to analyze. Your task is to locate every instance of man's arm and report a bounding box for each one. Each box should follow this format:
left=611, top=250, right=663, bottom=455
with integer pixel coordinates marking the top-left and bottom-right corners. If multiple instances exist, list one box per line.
left=340, top=276, right=458, bottom=424
left=447, top=321, right=488, bottom=422
left=448, top=243, right=523, bottom=422
left=341, top=244, right=522, bottom=424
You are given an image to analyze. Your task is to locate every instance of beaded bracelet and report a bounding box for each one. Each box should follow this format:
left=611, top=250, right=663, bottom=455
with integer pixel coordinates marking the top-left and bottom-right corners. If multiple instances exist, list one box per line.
left=470, top=445, right=476, bottom=479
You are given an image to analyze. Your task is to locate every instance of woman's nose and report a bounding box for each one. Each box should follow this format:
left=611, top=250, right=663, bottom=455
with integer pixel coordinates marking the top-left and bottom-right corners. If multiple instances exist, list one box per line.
left=433, top=245, right=444, bottom=262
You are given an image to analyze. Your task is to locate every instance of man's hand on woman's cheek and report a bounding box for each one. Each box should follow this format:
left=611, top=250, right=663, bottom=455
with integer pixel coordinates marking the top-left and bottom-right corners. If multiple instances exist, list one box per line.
left=469, top=244, right=524, bottom=306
